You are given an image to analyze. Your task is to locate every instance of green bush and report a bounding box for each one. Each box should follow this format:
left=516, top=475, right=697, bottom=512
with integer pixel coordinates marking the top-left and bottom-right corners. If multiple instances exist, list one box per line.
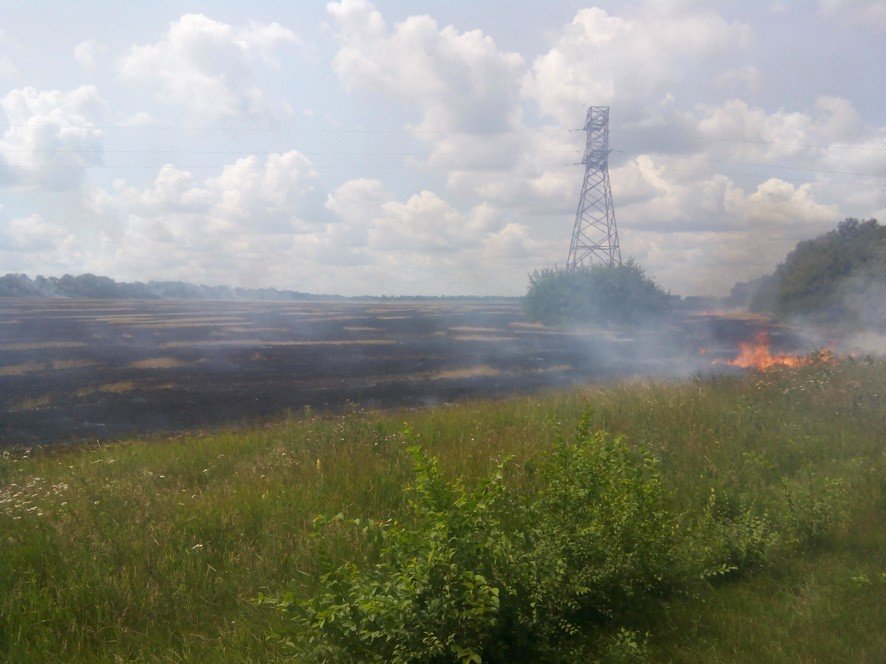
left=782, top=473, right=849, bottom=549
left=270, top=422, right=682, bottom=662
left=524, top=261, right=672, bottom=326
left=266, top=396, right=872, bottom=661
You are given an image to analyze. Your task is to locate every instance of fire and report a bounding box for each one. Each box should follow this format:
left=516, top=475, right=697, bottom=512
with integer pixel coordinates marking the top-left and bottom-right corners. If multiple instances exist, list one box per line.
left=725, top=331, right=811, bottom=371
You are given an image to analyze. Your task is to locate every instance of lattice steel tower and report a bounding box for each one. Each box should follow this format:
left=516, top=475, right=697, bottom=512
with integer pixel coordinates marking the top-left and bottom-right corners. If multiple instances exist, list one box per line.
left=567, top=106, right=621, bottom=268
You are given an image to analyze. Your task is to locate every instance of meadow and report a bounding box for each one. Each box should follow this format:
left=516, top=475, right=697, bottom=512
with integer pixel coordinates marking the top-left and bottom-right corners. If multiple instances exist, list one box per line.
left=1, top=355, right=883, bottom=661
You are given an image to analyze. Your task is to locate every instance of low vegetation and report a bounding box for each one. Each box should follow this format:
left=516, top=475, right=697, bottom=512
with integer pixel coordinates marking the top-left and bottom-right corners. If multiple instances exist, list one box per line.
left=1, top=358, right=884, bottom=661
left=524, top=261, right=673, bottom=325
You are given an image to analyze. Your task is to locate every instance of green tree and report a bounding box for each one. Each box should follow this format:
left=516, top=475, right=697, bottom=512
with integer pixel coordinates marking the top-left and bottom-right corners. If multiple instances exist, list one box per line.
left=750, top=218, right=884, bottom=328
left=524, top=261, right=672, bottom=326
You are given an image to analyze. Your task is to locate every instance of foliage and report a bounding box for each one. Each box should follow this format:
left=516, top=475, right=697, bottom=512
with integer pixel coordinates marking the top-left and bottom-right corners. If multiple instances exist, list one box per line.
left=523, top=261, right=673, bottom=325
left=750, top=218, right=885, bottom=328
left=271, top=423, right=681, bottom=662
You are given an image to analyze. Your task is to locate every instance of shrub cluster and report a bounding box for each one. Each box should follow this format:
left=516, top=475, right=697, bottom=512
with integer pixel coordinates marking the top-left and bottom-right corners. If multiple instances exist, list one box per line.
left=268, top=416, right=849, bottom=662
left=523, top=261, right=672, bottom=326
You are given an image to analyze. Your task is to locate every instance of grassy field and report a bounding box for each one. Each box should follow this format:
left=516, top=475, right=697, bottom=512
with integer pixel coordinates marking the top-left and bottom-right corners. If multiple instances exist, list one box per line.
left=1, top=358, right=883, bottom=662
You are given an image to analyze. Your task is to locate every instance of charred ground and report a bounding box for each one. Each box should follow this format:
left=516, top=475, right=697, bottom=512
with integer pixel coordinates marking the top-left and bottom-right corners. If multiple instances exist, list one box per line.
left=1, top=298, right=808, bottom=446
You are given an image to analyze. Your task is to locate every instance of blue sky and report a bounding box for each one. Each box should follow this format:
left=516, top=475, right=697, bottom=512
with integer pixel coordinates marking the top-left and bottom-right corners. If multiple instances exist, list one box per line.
left=1, top=0, right=884, bottom=295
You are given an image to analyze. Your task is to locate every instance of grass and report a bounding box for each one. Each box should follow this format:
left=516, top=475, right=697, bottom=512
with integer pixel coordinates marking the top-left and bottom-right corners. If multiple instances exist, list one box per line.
left=0, top=357, right=883, bottom=662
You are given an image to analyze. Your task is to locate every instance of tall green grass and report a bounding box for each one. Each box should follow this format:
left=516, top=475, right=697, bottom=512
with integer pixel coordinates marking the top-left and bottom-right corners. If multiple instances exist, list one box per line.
left=1, top=358, right=883, bottom=662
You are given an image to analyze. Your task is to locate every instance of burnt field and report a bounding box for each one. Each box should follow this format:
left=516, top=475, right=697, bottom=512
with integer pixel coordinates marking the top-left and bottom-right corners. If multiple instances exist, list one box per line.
left=0, top=298, right=806, bottom=446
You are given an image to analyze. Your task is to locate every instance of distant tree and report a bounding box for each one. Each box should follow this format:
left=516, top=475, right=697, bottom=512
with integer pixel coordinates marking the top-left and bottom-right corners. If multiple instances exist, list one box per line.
left=524, top=260, right=673, bottom=325
left=0, top=274, right=40, bottom=297
left=750, top=218, right=885, bottom=328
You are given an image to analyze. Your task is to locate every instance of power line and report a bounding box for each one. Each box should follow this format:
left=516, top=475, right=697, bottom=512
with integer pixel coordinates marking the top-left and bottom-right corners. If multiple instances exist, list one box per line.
left=2, top=121, right=884, bottom=151
left=0, top=148, right=582, bottom=156
left=614, top=150, right=886, bottom=178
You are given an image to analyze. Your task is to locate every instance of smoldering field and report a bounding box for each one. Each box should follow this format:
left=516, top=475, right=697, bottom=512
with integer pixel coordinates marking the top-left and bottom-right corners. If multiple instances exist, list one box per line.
left=1, top=298, right=813, bottom=446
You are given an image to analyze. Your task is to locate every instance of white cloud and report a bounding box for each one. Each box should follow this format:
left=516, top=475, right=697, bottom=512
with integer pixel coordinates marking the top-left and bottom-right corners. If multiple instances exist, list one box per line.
left=0, top=55, right=18, bottom=82
left=0, top=85, right=105, bottom=190
left=327, top=0, right=525, bottom=133
left=1, top=213, right=74, bottom=251
left=73, top=39, right=107, bottom=71
left=523, top=6, right=751, bottom=126
left=820, top=0, right=886, bottom=31
left=121, top=111, right=156, bottom=127
left=693, top=96, right=868, bottom=162
left=714, top=65, right=763, bottom=96
left=118, top=14, right=298, bottom=121
left=0, top=30, right=21, bottom=81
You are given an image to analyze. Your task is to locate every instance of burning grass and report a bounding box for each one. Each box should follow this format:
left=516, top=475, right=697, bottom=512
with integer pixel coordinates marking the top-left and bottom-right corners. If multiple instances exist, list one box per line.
left=0, top=358, right=882, bottom=661
left=715, top=331, right=836, bottom=371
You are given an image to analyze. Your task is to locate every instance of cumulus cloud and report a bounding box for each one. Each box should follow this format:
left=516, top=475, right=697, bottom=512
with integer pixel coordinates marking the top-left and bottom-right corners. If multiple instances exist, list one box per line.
left=1, top=213, right=74, bottom=251
left=0, top=85, right=105, bottom=190
left=327, top=0, right=525, bottom=133
left=320, top=177, right=558, bottom=293
left=118, top=14, right=299, bottom=121
left=73, top=39, right=107, bottom=71
left=523, top=6, right=751, bottom=126
left=326, top=0, right=579, bottom=213
left=0, top=212, right=82, bottom=275
left=0, top=30, right=22, bottom=82
left=0, top=55, right=18, bottom=82
left=77, top=152, right=329, bottom=285
left=820, top=0, right=886, bottom=31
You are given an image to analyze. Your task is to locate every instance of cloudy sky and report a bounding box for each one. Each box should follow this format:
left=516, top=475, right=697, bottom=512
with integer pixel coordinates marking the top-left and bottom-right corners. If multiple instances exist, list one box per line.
left=0, top=0, right=883, bottom=296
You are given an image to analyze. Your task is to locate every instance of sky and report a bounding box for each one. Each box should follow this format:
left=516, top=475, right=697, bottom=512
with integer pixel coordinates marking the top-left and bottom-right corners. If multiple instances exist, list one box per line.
left=0, top=0, right=883, bottom=297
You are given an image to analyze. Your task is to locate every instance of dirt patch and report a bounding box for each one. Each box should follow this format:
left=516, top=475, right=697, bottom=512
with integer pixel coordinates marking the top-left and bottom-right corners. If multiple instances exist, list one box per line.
left=129, top=358, right=190, bottom=369
left=10, top=396, right=51, bottom=412
left=0, top=363, right=45, bottom=376
left=162, top=339, right=395, bottom=349
left=431, top=365, right=503, bottom=380
left=449, top=326, right=504, bottom=333
left=99, top=381, right=136, bottom=394
left=50, top=360, right=98, bottom=370
left=1, top=341, right=86, bottom=351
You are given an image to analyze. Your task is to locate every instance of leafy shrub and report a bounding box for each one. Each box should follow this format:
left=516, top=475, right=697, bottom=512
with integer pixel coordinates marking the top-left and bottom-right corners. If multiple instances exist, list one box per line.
left=524, top=261, right=672, bottom=326
left=269, top=422, right=682, bottom=662
left=782, top=473, right=849, bottom=548
left=267, top=414, right=859, bottom=660
left=695, top=490, right=782, bottom=576
left=600, top=628, right=650, bottom=663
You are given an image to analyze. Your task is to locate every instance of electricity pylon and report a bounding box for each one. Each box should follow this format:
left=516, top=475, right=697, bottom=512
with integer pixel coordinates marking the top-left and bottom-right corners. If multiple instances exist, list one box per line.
left=567, top=106, right=621, bottom=268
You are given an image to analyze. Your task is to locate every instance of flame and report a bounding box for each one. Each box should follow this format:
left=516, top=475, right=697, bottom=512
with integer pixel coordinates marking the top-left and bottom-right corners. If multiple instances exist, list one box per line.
left=725, top=331, right=811, bottom=371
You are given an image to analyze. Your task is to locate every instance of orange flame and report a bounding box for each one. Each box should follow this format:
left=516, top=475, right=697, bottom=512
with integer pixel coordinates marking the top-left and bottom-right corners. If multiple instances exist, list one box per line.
left=726, top=331, right=811, bottom=371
